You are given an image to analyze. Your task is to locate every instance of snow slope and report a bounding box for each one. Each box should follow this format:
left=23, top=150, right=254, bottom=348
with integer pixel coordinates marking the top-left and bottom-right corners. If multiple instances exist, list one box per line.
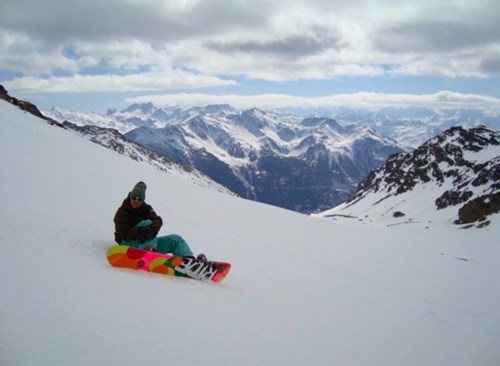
left=1, top=100, right=499, bottom=366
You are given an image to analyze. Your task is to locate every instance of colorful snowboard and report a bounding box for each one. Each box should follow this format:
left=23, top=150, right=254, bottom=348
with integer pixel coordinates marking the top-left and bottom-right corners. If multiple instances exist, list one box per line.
left=107, top=245, right=231, bottom=283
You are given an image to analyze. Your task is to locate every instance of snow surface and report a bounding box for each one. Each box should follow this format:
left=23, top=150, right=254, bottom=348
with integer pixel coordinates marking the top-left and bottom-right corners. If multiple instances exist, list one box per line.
left=1, top=100, right=499, bottom=366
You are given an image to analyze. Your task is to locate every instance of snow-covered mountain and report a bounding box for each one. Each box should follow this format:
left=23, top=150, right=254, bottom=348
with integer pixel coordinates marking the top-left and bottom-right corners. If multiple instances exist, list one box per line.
left=46, top=106, right=135, bottom=133
left=317, top=125, right=500, bottom=227
left=43, top=102, right=500, bottom=214
left=113, top=105, right=404, bottom=213
left=2, top=85, right=500, bottom=366
left=44, top=102, right=184, bottom=133
left=328, top=107, right=500, bottom=149
left=45, top=103, right=404, bottom=213
left=0, top=86, right=231, bottom=194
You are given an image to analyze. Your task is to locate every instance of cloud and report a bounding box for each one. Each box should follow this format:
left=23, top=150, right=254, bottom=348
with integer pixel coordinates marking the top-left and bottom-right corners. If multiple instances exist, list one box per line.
left=126, top=91, right=500, bottom=111
left=3, top=70, right=237, bottom=93
left=206, top=34, right=338, bottom=58
left=370, top=1, right=500, bottom=77
left=373, top=1, right=500, bottom=55
left=1, top=0, right=499, bottom=96
left=0, top=29, right=80, bottom=74
left=0, top=0, right=271, bottom=44
left=480, top=51, right=500, bottom=74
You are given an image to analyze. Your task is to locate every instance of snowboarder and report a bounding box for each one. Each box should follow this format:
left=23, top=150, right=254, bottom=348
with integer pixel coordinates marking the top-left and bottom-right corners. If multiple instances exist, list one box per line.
left=114, top=181, right=207, bottom=261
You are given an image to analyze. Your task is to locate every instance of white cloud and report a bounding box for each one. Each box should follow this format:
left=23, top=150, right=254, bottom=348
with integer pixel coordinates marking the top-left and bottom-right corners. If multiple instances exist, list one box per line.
left=0, top=29, right=79, bottom=74
left=1, top=0, right=499, bottom=112
left=4, top=70, right=237, bottom=93
left=126, top=91, right=500, bottom=111
left=1, top=0, right=499, bottom=81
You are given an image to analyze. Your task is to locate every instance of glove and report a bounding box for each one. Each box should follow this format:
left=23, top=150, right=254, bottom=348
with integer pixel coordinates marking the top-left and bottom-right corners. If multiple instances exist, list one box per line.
left=136, top=226, right=155, bottom=243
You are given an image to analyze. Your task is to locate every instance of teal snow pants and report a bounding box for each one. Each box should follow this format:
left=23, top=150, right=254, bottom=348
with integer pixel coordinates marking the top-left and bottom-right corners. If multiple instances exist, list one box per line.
left=121, top=220, right=194, bottom=257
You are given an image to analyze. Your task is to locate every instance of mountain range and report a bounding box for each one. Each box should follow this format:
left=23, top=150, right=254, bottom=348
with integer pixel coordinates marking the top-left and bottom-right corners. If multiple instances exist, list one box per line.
left=324, top=106, right=500, bottom=149
left=3, top=84, right=499, bottom=217
left=46, top=103, right=500, bottom=150
left=43, top=101, right=500, bottom=214
left=44, top=102, right=500, bottom=214
left=45, top=102, right=404, bottom=213
left=0, top=85, right=231, bottom=194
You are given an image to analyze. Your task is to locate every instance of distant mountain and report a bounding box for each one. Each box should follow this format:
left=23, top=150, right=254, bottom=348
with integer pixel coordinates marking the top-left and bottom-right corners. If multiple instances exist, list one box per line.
left=119, top=105, right=403, bottom=213
left=43, top=103, right=500, bottom=151
left=0, top=85, right=232, bottom=194
left=42, top=101, right=500, bottom=214
left=328, top=107, right=500, bottom=149
left=45, top=102, right=405, bottom=213
left=46, top=106, right=135, bottom=133
left=317, top=125, right=500, bottom=227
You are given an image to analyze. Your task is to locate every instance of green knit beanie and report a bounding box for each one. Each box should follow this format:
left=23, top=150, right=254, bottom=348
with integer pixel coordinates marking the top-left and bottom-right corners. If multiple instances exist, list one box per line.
left=129, top=181, right=147, bottom=200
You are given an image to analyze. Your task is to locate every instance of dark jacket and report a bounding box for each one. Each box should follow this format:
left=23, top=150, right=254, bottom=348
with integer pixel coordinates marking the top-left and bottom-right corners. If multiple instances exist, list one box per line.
left=114, top=198, right=163, bottom=243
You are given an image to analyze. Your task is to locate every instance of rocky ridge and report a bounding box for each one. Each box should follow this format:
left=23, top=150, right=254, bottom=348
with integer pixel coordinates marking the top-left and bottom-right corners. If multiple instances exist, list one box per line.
left=319, top=125, right=499, bottom=226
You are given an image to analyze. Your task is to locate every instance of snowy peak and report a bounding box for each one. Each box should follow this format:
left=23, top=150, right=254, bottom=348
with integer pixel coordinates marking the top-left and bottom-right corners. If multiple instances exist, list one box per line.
left=188, top=104, right=236, bottom=116
left=330, top=107, right=500, bottom=149
left=122, top=102, right=156, bottom=114
left=319, top=125, right=500, bottom=227
left=358, top=125, right=498, bottom=197
left=124, top=106, right=403, bottom=213
left=301, top=117, right=344, bottom=133
left=46, top=106, right=134, bottom=133
left=42, top=100, right=404, bottom=213
left=429, top=125, right=499, bottom=155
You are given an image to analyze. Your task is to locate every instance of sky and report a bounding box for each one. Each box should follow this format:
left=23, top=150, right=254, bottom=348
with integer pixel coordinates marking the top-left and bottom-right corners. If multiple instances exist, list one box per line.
left=1, top=0, right=500, bottom=113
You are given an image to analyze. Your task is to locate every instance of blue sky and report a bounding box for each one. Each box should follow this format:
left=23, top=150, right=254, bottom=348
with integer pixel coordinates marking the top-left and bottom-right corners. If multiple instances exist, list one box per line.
left=1, top=0, right=499, bottom=113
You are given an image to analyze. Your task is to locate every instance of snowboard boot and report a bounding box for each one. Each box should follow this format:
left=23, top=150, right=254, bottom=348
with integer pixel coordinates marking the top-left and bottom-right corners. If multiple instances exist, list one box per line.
left=185, top=254, right=208, bottom=263
left=196, top=253, right=208, bottom=263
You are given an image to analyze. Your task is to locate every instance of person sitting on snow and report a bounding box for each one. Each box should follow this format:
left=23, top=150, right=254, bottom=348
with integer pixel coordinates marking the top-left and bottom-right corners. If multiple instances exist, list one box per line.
left=113, top=181, right=207, bottom=261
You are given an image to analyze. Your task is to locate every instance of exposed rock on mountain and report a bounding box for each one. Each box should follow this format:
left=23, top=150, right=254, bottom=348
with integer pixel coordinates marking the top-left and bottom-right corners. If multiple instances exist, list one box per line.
left=0, top=85, right=63, bottom=127
left=318, top=126, right=500, bottom=226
